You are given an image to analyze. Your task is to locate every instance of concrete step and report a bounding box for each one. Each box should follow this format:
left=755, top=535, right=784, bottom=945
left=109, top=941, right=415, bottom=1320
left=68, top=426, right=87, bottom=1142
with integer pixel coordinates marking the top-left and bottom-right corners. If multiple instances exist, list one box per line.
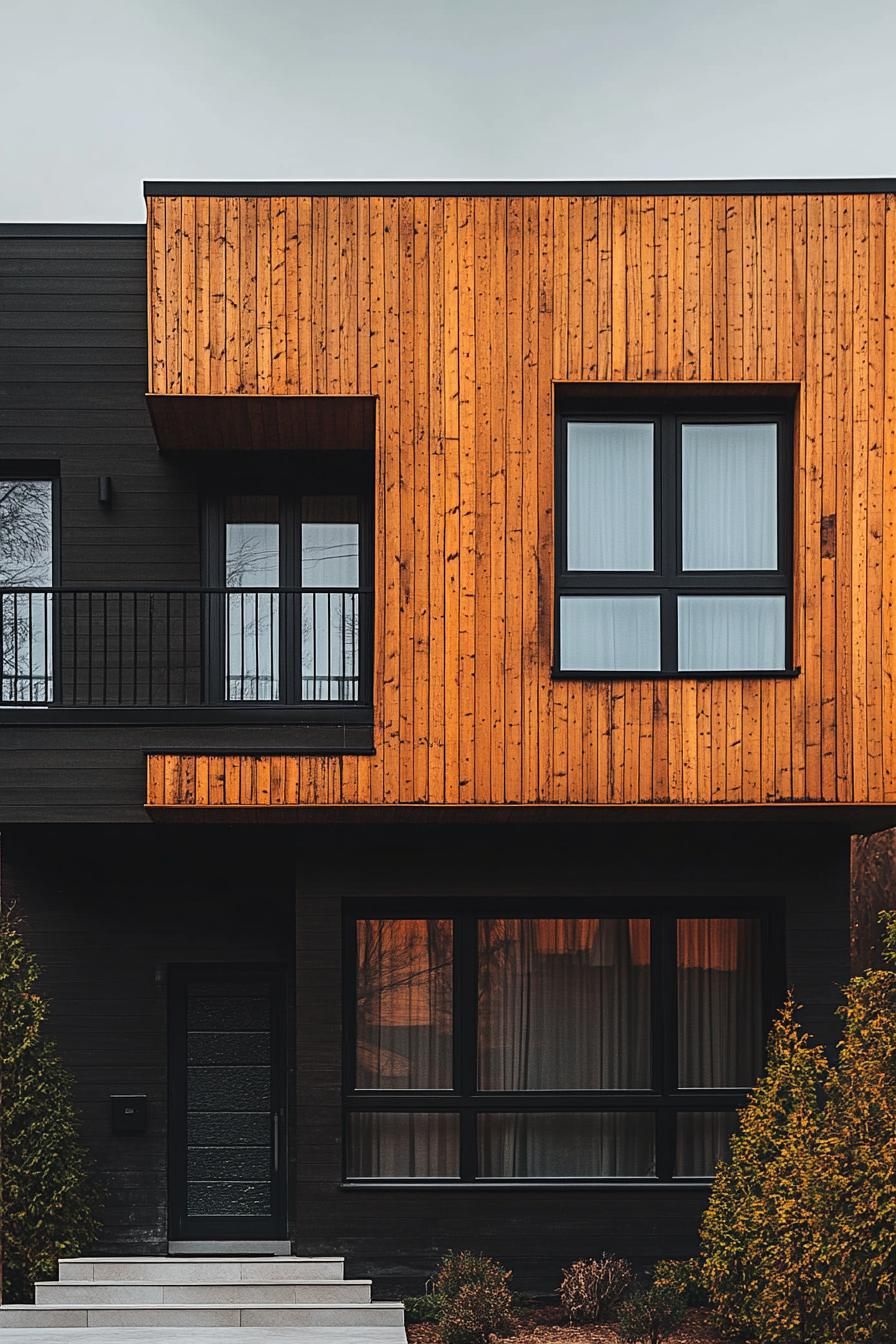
left=36, top=1279, right=373, bottom=1307
left=0, top=1302, right=405, bottom=1329
left=57, top=1257, right=345, bottom=1283
left=35, top=1280, right=372, bottom=1307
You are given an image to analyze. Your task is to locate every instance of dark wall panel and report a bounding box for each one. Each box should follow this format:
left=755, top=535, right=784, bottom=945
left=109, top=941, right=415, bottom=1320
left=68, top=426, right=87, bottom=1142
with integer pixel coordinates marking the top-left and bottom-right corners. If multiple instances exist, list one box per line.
left=2, top=825, right=294, bottom=1252
left=294, top=820, right=849, bottom=1292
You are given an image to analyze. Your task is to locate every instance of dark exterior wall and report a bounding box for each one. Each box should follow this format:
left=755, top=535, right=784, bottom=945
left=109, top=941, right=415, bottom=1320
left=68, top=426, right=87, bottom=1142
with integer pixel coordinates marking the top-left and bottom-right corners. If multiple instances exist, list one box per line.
left=294, top=819, right=850, bottom=1292
left=0, top=226, right=332, bottom=822
left=1, top=824, right=294, bottom=1251
left=1, top=818, right=848, bottom=1285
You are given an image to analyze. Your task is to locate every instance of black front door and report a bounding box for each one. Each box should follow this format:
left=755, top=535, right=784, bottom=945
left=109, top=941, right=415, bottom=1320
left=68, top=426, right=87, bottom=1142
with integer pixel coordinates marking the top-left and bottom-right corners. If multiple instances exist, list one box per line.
left=168, top=966, right=287, bottom=1245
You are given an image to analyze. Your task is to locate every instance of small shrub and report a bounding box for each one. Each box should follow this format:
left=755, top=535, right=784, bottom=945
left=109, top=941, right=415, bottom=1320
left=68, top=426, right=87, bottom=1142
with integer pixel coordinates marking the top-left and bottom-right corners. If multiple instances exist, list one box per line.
left=439, top=1279, right=515, bottom=1344
left=651, top=1258, right=706, bottom=1309
left=559, top=1254, right=634, bottom=1323
left=616, top=1283, right=687, bottom=1344
left=403, top=1291, right=446, bottom=1324
left=434, top=1250, right=508, bottom=1300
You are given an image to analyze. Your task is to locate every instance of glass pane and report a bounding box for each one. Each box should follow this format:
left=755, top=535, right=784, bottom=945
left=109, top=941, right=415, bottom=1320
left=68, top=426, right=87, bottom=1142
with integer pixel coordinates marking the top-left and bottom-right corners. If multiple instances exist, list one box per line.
left=301, top=591, right=359, bottom=701
left=478, top=919, right=651, bottom=1090
left=0, top=480, right=53, bottom=586
left=479, top=1112, right=655, bottom=1178
left=356, top=919, right=453, bottom=1090
left=675, top=1111, right=738, bottom=1177
left=566, top=422, right=654, bottom=571
left=677, top=918, right=762, bottom=1088
left=225, top=495, right=280, bottom=588
left=225, top=496, right=279, bottom=701
left=678, top=595, right=785, bottom=672
left=0, top=480, right=53, bottom=704
left=348, top=1113, right=459, bottom=1178
left=560, top=595, right=661, bottom=672
left=682, top=423, right=778, bottom=570
left=301, top=496, right=360, bottom=587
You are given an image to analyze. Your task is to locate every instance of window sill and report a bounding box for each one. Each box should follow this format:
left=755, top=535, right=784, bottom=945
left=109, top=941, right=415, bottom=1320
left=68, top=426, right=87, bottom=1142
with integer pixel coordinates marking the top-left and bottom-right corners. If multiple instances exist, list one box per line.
left=339, top=1179, right=713, bottom=1191
left=551, top=666, right=801, bottom=682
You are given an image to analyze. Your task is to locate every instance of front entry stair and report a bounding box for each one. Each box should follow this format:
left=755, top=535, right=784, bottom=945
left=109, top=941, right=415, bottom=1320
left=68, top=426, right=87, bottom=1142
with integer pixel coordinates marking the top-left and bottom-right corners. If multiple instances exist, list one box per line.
left=0, top=1256, right=406, bottom=1335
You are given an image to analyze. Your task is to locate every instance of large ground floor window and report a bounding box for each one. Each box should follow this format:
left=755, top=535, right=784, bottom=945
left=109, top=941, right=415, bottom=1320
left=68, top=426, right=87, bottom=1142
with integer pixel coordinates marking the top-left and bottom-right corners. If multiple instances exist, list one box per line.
left=344, top=908, right=774, bottom=1183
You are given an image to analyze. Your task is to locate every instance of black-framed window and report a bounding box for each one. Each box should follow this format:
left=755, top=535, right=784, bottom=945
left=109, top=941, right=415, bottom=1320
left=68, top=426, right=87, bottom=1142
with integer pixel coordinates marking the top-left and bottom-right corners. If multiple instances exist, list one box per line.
left=555, top=406, right=793, bottom=676
left=203, top=476, right=372, bottom=710
left=0, top=468, right=58, bottom=704
left=344, top=909, right=772, bottom=1184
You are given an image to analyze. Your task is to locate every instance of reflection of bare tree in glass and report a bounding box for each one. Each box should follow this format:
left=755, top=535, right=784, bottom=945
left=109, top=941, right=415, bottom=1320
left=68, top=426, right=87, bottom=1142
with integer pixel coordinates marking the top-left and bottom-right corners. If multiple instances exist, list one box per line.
left=300, top=525, right=360, bottom=701
left=0, top=481, right=53, bottom=702
left=225, top=521, right=279, bottom=701
left=356, top=920, right=453, bottom=1087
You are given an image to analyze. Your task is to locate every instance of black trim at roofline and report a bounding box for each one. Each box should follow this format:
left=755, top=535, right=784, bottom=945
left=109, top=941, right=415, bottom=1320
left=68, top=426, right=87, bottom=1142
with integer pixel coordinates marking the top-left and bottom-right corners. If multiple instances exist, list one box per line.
left=0, top=223, right=145, bottom=237
left=144, top=177, right=896, bottom=198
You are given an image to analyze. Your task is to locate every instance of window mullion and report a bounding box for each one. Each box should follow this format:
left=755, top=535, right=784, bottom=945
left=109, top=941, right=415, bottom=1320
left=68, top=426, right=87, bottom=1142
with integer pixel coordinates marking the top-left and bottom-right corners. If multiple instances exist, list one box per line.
left=457, top=915, right=477, bottom=1180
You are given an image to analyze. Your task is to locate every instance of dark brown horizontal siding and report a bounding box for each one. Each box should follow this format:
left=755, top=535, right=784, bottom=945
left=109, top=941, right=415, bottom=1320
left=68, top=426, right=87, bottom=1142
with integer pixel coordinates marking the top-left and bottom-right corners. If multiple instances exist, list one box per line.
left=146, top=192, right=896, bottom=807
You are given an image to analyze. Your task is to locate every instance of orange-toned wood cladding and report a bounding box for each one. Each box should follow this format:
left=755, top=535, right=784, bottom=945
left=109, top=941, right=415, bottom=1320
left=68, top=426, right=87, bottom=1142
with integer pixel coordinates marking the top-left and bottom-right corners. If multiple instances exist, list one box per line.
left=146, top=191, right=896, bottom=807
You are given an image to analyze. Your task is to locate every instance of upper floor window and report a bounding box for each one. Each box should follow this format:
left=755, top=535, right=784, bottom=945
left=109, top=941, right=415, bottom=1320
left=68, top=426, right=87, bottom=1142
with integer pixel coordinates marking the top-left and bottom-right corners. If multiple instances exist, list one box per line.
left=205, top=486, right=371, bottom=708
left=556, top=406, right=792, bottom=676
left=0, top=474, right=56, bottom=704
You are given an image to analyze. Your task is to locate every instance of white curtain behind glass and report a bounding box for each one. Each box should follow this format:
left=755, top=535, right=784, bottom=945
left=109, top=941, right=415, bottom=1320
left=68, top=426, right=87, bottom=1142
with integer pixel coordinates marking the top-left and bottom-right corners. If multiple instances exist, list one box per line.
left=677, top=918, right=761, bottom=1088
left=675, top=1110, right=737, bottom=1177
left=681, top=423, right=777, bottom=571
left=479, top=1111, right=654, bottom=1178
left=478, top=918, right=651, bottom=1090
left=560, top=595, right=661, bottom=672
left=567, top=422, right=654, bottom=571
left=349, top=1112, right=458, bottom=1178
left=678, top=595, right=785, bottom=672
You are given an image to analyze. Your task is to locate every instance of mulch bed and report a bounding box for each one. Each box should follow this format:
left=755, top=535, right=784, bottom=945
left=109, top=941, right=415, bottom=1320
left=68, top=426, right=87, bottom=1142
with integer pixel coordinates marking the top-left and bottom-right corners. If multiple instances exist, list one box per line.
left=407, top=1305, right=722, bottom=1343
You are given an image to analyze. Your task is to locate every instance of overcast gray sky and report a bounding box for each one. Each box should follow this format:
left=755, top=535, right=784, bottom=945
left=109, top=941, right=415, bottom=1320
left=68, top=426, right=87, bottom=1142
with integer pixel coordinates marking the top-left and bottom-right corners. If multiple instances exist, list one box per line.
left=2, top=0, right=895, bottom=221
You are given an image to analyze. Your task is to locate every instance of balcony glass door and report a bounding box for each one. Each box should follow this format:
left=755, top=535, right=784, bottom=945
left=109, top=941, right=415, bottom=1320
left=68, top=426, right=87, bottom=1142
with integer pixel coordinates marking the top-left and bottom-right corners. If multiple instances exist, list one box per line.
left=205, top=490, right=366, bottom=708
left=224, top=496, right=280, bottom=702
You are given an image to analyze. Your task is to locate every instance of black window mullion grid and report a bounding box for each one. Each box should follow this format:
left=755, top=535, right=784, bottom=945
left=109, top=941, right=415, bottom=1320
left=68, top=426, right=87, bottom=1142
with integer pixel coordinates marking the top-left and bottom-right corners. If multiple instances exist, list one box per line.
left=344, top=908, right=769, bottom=1185
left=200, top=480, right=373, bottom=712
left=555, top=406, right=794, bottom=677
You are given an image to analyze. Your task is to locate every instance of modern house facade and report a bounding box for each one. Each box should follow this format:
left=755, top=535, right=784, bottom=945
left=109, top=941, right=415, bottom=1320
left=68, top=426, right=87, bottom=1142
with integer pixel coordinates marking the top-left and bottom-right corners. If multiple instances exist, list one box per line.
left=1, top=181, right=894, bottom=1292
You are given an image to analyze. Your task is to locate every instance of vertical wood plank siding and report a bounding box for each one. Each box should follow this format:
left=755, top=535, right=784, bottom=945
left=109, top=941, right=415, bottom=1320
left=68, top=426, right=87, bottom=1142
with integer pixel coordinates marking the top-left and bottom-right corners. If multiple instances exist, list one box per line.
left=145, top=192, right=896, bottom=807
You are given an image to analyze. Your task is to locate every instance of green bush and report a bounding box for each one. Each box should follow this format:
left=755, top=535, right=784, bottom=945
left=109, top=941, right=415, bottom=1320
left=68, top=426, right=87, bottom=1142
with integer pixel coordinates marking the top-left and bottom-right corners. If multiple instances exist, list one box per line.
left=700, top=923, right=896, bottom=1344
left=652, top=1258, right=706, bottom=1309
left=403, top=1291, right=446, bottom=1324
left=559, top=1254, right=633, bottom=1323
left=439, top=1279, right=515, bottom=1344
left=616, top=1283, right=686, bottom=1344
left=0, top=912, right=98, bottom=1302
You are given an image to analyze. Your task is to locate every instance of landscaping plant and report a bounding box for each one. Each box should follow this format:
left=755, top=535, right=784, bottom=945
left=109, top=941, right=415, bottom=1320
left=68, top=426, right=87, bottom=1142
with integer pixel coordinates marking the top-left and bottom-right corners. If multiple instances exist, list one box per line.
left=701, top=918, right=896, bottom=1343
left=616, top=1282, right=687, bottom=1344
left=0, top=912, right=98, bottom=1302
left=559, top=1253, right=634, bottom=1323
left=429, top=1250, right=515, bottom=1344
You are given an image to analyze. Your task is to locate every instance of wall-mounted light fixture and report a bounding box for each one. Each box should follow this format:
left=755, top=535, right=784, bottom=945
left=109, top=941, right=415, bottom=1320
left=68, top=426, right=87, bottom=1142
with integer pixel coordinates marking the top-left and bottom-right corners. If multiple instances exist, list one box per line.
left=98, top=476, right=112, bottom=505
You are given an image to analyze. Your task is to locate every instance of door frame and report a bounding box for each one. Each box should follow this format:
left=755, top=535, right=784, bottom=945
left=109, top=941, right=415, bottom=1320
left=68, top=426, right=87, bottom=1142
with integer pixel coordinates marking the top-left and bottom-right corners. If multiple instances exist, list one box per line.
left=167, top=963, right=289, bottom=1246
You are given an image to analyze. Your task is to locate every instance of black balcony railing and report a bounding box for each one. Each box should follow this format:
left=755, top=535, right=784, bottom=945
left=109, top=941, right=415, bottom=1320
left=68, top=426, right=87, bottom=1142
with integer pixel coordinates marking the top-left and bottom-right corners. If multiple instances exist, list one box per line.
left=0, top=587, right=371, bottom=712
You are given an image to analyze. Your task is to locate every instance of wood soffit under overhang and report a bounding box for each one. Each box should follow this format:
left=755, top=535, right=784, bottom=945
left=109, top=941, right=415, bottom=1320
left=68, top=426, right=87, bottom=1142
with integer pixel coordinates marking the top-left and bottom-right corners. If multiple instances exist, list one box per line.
left=146, top=393, right=376, bottom=454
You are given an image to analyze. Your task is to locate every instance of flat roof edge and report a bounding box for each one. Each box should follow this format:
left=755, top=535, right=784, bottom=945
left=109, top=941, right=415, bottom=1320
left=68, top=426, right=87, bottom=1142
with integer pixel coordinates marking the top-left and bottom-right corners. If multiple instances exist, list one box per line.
left=0, top=223, right=145, bottom=237
left=143, top=177, right=896, bottom=198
